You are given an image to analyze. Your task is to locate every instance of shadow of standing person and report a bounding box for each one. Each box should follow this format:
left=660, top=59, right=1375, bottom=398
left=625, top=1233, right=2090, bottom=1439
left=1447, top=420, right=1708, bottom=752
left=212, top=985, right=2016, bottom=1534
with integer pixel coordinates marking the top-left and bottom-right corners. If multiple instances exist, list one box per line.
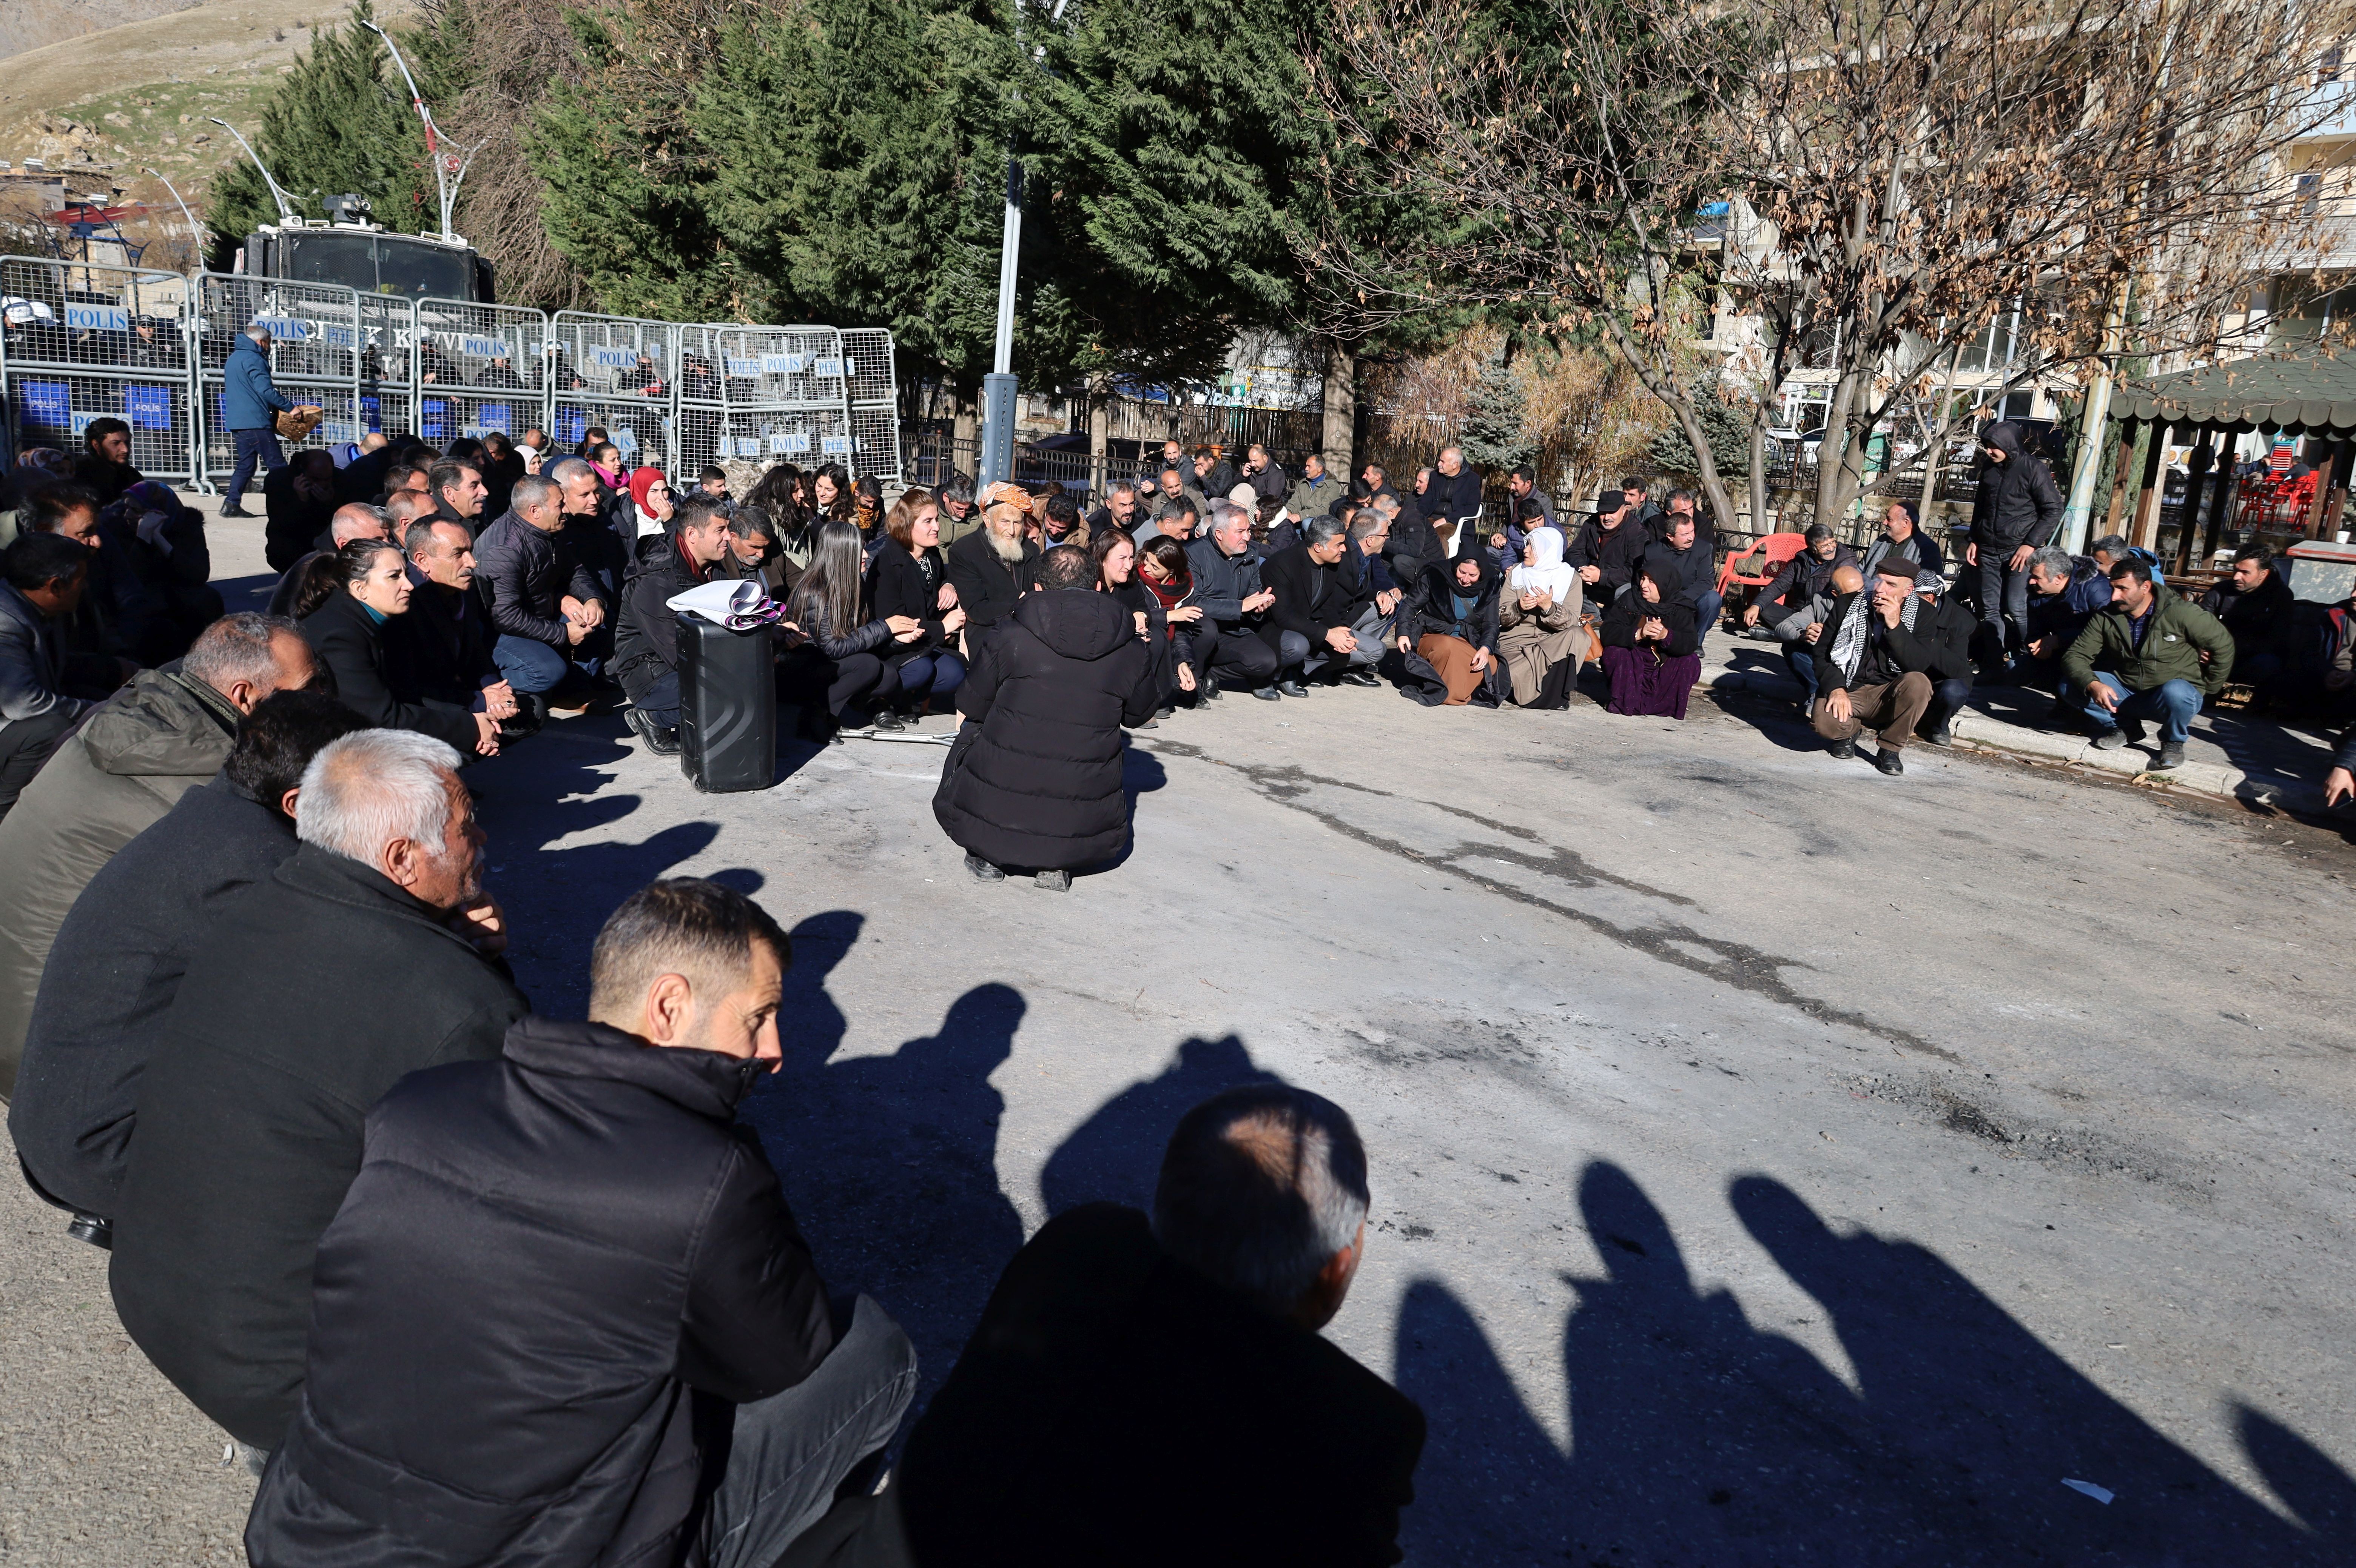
left=743, top=976, right=1028, bottom=1417
left=1731, top=1174, right=2353, bottom=1565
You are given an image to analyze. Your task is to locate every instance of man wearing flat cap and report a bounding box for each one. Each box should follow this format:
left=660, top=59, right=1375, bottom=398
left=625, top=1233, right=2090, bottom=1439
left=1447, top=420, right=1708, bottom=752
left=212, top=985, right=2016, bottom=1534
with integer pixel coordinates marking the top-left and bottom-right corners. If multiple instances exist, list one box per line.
left=1810, top=554, right=1969, bottom=776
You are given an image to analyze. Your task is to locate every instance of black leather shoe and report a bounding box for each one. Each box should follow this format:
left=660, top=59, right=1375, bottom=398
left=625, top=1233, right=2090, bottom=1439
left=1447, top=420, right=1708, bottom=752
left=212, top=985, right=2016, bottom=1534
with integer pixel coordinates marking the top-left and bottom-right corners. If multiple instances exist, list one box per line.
left=870, top=708, right=907, bottom=732
left=1873, top=745, right=1904, bottom=776
left=1827, top=739, right=1857, bottom=760
left=1277, top=680, right=1309, bottom=698
left=217, top=503, right=254, bottom=518
left=1340, top=671, right=1380, bottom=687
left=1204, top=682, right=1223, bottom=701
left=624, top=706, right=680, bottom=755
left=1251, top=686, right=1281, bottom=701
left=965, top=853, right=1005, bottom=883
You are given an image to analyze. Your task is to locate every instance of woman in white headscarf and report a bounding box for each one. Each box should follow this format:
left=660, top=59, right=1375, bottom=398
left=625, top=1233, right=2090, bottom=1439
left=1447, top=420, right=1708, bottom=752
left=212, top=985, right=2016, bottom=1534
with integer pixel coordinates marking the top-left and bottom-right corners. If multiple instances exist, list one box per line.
left=1497, top=512, right=1582, bottom=707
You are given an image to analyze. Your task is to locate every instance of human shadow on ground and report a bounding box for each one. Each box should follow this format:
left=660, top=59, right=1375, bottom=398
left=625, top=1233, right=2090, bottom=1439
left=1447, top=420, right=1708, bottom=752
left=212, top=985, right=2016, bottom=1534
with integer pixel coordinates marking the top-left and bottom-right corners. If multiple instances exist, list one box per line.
left=1393, top=1162, right=2353, bottom=1566
left=1037, top=1032, right=1280, bottom=1217
left=471, top=722, right=737, bottom=1013
left=742, top=930, right=1027, bottom=1415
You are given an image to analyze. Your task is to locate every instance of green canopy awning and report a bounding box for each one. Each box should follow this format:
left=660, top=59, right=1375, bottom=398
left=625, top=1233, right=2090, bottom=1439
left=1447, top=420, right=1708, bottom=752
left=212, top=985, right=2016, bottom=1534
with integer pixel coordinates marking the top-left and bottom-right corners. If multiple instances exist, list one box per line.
left=2121, top=350, right=2356, bottom=437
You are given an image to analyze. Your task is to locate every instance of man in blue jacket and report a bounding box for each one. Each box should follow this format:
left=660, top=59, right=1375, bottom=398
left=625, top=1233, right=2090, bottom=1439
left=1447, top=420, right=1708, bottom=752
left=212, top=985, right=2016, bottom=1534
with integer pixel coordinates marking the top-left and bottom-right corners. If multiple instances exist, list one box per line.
left=219, top=326, right=311, bottom=520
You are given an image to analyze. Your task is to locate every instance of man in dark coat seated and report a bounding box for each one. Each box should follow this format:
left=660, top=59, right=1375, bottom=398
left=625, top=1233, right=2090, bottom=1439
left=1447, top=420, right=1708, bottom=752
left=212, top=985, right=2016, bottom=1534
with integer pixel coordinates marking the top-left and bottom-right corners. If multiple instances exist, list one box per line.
left=385, top=518, right=524, bottom=739
left=777, top=1083, right=1426, bottom=1568
left=943, top=496, right=1042, bottom=651
left=245, top=879, right=916, bottom=1568
left=1261, top=515, right=1380, bottom=694
left=9, top=693, right=367, bottom=1232
left=612, top=496, right=731, bottom=755
left=109, top=729, right=526, bottom=1459
left=2199, top=544, right=2297, bottom=689
left=935, top=544, right=1158, bottom=892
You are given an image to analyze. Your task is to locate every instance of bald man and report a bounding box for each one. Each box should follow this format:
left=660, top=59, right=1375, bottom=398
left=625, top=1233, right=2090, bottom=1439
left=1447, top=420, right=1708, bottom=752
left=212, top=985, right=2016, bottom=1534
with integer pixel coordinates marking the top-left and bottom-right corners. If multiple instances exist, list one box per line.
left=267, top=505, right=393, bottom=618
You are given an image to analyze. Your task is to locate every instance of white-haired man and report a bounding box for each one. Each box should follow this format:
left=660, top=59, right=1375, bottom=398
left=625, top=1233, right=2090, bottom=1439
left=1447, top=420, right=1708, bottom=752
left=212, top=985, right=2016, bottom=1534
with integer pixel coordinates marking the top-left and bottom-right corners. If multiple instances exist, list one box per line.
left=109, top=730, right=525, bottom=1465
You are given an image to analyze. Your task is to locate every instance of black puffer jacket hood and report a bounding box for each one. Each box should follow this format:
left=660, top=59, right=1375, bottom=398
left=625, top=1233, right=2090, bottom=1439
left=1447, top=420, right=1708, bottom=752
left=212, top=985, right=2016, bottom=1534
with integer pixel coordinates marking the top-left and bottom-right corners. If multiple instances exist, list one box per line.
left=1012, top=586, right=1135, bottom=662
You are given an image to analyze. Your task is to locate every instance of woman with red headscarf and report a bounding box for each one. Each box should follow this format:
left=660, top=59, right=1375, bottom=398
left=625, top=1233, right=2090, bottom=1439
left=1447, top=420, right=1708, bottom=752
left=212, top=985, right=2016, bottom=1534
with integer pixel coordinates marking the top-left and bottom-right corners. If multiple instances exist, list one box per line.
left=626, top=467, right=673, bottom=539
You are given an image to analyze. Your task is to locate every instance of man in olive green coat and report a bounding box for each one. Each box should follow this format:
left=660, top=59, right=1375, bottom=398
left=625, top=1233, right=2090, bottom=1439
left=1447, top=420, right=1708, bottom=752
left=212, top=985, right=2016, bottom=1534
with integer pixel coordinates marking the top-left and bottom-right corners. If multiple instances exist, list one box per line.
left=0, top=615, right=319, bottom=1096
left=2060, top=557, right=2234, bottom=773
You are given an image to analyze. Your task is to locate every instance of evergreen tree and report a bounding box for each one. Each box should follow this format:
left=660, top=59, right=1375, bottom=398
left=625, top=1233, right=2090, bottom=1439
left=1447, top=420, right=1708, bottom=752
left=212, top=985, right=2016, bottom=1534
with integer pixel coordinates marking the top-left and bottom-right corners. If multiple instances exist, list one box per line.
left=206, top=1, right=439, bottom=259
left=1460, top=350, right=1534, bottom=472
left=1021, top=0, right=1325, bottom=384
left=1648, top=379, right=1751, bottom=480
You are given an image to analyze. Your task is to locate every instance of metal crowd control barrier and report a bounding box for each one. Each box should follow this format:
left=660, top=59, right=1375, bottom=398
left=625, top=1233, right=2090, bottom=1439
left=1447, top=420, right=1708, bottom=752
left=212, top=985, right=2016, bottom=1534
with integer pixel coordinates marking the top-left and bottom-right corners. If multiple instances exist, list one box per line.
left=0, top=255, right=198, bottom=482
left=552, top=311, right=677, bottom=473
left=0, top=259, right=900, bottom=491
left=415, top=296, right=549, bottom=446
left=839, top=326, right=902, bottom=483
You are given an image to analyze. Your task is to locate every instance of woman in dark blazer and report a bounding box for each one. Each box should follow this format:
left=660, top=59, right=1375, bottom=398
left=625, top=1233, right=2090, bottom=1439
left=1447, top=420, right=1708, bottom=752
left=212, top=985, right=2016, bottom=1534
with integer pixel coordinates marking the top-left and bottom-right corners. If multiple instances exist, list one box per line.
left=298, top=541, right=497, bottom=758
left=864, top=490, right=967, bottom=725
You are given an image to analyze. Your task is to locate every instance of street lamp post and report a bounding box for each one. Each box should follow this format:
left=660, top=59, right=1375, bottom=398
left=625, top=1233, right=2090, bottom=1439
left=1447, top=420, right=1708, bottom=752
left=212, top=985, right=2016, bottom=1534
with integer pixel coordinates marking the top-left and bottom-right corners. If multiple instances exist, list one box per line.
left=977, top=157, right=1022, bottom=488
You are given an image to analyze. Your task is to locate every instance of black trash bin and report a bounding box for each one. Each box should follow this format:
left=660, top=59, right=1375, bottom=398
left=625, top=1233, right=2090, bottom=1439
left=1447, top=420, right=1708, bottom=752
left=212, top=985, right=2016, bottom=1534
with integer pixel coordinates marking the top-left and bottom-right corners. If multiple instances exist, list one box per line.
left=675, top=611, right=776, bottom=792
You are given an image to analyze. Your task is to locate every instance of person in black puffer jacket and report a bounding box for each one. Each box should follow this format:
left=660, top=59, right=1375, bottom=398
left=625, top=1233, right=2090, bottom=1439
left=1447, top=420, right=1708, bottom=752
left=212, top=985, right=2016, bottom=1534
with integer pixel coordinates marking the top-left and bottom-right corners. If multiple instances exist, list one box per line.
left=245, top=879, right=916, bottom=1568
left=934, top=545, right=1157, bottom=889
left=779, top=522, right=923, bottom=741
left=610, top=497, right=730, bottom=754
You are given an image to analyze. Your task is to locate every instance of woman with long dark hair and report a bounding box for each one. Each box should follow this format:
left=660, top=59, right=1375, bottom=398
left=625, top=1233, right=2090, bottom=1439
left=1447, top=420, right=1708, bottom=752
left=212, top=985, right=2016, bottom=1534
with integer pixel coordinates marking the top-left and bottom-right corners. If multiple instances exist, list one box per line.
left=299, top=541, right=498, bottom=756
left=1092, top=528, right=1171, bottom=725
left=779, top=521, right=924, bottom=741
left=863, top=489, right=967, bottom=729
left=1136, top=534, right=1209, bottom=708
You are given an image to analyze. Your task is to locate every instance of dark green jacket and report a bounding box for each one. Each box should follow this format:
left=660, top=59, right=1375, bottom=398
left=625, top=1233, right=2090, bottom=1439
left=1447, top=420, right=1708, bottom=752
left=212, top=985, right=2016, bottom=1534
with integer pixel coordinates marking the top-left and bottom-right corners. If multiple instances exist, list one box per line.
left=2061, top=583, right=2235, bottom=698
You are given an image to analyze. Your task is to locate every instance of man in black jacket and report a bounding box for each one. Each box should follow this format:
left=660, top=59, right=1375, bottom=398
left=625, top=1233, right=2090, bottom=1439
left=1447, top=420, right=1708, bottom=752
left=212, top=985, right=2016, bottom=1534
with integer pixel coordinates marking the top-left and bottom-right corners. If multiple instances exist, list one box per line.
left=1642, top=513, right=1719, bottom=642
left=1425, top=446, right=1483, bottom=528
left=1811, top=556, right=1956, bottom=774
left=246, top=879, right=916, bottom=1568
left=384, top=519, right=520, bottom=735
left=1744, top=524, right=1856, bottom=707
left=1968, top=420, right=2063, bottom=673
left=613, top=496, right=730, bottom=753
left=1568, top=492, right=1647, bottom=615
left=937, top=545, right=1158, bottom=890
left=110, top=729, right=526, bottom=1457
left=1261, top=516, right=1379, bottom=693
left=10, top=693, right=367, bottom=1230
left=1183, top=506, right=1281, bottom=699
left=2200, top=544, right=2296, bottom=686
left=779, top=1084, right=1424, bottom=1568
left=476, top=471, right=606, bottom=709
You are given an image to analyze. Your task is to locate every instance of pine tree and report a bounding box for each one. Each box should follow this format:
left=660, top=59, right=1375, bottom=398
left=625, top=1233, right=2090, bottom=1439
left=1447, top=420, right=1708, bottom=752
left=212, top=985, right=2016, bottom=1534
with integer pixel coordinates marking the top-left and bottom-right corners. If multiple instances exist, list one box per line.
left=1648, top=380, right=1752, bottom=480
left=1460, top=351, right=1534, bottom=472
left=206, top=1, right=439, bottom=258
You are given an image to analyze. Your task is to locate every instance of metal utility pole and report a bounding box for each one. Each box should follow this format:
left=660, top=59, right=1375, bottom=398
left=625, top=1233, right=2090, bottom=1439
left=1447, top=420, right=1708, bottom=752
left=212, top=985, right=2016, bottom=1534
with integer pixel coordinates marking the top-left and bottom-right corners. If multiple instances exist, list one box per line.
left=361, top=18, right=477, bottom=243
left=142, top=166, right=202, bottom=272
left=977, top=156, right=1022, bottom=487
left=208, top=119, right=297, bottom=224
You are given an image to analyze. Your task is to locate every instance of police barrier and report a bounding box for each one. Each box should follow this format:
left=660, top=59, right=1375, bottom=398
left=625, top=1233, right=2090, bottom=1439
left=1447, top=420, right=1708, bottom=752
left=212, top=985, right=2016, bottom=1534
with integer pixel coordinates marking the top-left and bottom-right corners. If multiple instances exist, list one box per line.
left=552, top=311, right=677, bottom=474
left=414, top=296, right=549, bottom=447
left=0, top=256, right=199, bottom=482
left=839, top=326, right=902, bottom=485
left=1, top=263, right=900, bottom=493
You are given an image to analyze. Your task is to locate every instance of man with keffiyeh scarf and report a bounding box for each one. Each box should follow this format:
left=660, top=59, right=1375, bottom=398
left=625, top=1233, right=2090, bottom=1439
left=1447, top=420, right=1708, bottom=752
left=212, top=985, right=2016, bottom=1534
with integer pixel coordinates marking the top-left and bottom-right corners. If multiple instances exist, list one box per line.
left=1810, top=556, right=1963, bottom=775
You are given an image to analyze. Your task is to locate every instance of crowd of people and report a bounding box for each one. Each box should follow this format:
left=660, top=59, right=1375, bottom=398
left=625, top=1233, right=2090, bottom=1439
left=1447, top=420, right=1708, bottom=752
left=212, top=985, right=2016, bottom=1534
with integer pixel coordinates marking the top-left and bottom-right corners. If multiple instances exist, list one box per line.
left=0, top=319, right=2352, bottom=1564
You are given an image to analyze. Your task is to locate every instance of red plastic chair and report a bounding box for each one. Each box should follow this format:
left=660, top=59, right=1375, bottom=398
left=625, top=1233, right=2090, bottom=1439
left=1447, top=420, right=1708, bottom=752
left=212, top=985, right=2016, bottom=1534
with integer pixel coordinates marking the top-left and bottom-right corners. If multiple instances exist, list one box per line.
left=1717, top=531, right=1808, bottom=596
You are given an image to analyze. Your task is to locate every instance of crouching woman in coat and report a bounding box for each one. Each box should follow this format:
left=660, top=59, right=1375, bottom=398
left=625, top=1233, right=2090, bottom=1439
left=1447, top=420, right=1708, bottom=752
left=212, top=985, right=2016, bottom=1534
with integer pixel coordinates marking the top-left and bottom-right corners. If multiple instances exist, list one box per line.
left=934, top=544, right=1159, bottom=892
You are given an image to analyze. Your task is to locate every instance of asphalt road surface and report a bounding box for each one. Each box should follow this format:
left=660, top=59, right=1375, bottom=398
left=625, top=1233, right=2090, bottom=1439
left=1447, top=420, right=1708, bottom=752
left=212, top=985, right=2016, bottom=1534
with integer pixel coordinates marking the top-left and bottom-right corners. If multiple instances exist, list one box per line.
left=4, top=542, right=2351, bottom=1564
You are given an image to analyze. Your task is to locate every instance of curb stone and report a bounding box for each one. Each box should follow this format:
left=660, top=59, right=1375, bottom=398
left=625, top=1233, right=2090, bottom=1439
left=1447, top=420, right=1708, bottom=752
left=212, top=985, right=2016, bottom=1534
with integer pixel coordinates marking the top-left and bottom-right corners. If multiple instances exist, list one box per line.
left=1699, top=667, right=2328, bottom=812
